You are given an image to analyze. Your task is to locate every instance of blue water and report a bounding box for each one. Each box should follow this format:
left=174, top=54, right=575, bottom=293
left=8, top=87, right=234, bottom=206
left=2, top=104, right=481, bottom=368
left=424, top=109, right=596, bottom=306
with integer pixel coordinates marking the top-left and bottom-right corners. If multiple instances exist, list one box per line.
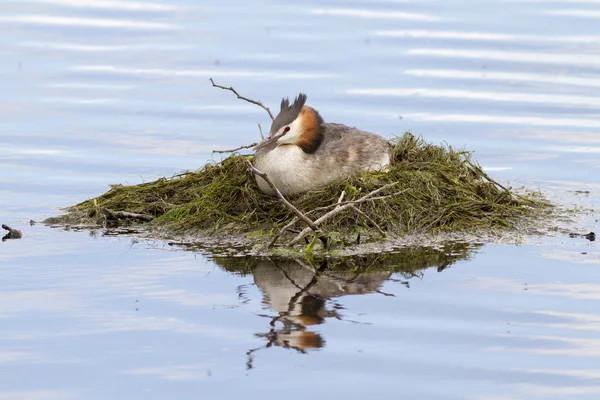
left=1, top=0, right=600, bottom=398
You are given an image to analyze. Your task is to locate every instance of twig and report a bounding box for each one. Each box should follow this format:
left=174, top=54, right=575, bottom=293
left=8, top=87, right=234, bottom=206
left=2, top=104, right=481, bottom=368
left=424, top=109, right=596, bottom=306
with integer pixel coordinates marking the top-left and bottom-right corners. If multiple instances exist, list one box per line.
left=309, top=190, right=409, bottom=214
left=270, top=187, right=404, bottom=247
left=212, top=143, right=257, bottom=154
left=288, top=182, right=403, bottom=246
left=244, top=161, right=317, bottom=230
left=268, top=191, right=348, bottom=248
left=103, top=208, right=155, bottom=222
left=210, top=78, right=274, bottom=120
left=268, top=216, right=299, bottom=248
left=336, top=190, right=346, bottom=205
left=244, top=160, right=327, bottom=247
left=349, top=205, right=386, bottom=237
left=258, top=123, right=264, bottom=139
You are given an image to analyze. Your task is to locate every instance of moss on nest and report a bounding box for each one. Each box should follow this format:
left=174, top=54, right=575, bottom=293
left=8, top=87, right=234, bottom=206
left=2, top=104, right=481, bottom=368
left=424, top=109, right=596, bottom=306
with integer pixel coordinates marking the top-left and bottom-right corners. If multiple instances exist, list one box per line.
left=46, top=133, right=548, bottom=247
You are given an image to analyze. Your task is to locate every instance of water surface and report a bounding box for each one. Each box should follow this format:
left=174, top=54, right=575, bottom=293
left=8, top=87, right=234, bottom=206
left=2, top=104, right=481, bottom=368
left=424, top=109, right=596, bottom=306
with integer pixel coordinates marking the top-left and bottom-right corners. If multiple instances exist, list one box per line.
left=1, top=0, right=599, bottom=399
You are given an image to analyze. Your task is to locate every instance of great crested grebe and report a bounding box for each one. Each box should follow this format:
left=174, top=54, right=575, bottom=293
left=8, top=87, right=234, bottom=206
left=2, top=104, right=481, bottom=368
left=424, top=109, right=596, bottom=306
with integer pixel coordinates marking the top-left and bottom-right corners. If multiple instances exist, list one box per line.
left=253, top=94, right=391, bottom=196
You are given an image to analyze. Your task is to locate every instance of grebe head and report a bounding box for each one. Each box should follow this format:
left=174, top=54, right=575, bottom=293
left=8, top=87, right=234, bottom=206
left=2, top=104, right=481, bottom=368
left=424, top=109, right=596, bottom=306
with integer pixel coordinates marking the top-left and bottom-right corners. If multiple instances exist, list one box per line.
left=254, top=93, right=324, bottom=153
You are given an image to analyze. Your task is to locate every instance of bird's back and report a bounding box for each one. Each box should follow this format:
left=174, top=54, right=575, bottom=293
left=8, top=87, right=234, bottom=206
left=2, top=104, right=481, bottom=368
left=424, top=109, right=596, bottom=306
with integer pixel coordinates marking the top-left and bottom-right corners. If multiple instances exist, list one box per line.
left=316, top=123, right=391, bottom=174
left=253, top=122, right=391, bottom=196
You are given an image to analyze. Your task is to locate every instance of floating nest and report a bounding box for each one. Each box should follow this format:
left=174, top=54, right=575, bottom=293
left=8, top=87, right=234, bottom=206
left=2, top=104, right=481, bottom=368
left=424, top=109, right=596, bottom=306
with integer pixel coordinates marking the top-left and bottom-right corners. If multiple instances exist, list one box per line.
left=46, top=133, right=549, bottom=252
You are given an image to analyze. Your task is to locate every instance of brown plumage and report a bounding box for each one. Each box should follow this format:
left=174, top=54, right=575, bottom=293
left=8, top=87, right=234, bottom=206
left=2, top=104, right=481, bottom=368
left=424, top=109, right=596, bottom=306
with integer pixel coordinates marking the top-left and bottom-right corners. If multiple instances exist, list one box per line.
left=296, top=106, right=323, bottom=153
left=254, top=94, right=391, bottom=196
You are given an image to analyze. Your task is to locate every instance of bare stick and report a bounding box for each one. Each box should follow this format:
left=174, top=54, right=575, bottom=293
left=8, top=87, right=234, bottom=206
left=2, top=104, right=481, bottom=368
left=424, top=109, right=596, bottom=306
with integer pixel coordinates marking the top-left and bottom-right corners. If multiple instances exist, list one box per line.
left=308, top=190, right=408, bottom=214
left=349, top=205, right=386, bottom=237
left=210, top=78, right=274, bottom=121
left=336, top=190, right=346, bottom=205
left=258, top=123, right=264, bottom=139
left=244, top=160, right=327, bottom=246
left=288, top=182, right=403, bottom=246
left=212, top=143, right=257, bottom=154
left=268, top=216, right=299, bottom=248
left=271, top=188, right=406, bottom=247
left=269, top=190, right=345, bottom=247
left=271, top=187, right=403, bottom=247
left=103, top=208, right=155, bottom=222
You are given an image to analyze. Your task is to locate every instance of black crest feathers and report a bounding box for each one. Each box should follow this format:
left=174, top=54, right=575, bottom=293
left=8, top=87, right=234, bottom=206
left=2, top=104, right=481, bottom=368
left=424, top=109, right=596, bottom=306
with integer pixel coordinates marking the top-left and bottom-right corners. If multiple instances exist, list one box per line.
left=270, top=93, right=308, bottom=136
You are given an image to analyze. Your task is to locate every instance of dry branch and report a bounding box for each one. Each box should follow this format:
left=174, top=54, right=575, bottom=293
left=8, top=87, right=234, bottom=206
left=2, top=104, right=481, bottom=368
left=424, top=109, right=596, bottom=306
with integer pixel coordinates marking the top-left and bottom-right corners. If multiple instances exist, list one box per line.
left=258, top=123, right=264, bottom=139
left=244, top=160, right=328, bottom=247
left=308, top=192, right=406, bottom=214
left=103, top=208, right=154, bottom=222
left=349, top=205, right=386, bottom=237
left=210, top=78, right=274, bottom=121
left=269, top=187, right=403, bottom=247
left=336, top=191, right=346, bottom=205
left=288, top=182, right=405, bottom=246
left=270, top=192, right=344, bottom=248
left=212, top=143, right=258, bottom=154
left=268, top=216, right=299, bottom=248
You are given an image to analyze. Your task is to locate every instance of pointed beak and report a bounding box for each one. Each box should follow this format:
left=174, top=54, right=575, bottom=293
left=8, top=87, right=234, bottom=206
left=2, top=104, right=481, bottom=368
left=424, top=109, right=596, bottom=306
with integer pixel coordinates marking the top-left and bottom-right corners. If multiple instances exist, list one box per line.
left=253, top=132, right=284, bottom=152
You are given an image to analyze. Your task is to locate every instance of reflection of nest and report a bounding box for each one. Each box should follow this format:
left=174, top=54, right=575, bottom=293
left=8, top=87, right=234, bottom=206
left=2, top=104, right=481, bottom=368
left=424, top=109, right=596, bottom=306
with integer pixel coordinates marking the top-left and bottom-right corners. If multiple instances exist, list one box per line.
left=213, top=245, right=483, bottom=369
left=246, top=258, right=392, bottom=369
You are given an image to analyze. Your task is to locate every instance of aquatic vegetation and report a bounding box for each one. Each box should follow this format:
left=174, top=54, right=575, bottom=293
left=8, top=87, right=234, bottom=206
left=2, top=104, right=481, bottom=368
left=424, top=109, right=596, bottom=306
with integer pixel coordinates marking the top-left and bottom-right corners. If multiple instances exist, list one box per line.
left=46, top=133, right=548, bottom=251
left=215, top=241, right=481, bottom=277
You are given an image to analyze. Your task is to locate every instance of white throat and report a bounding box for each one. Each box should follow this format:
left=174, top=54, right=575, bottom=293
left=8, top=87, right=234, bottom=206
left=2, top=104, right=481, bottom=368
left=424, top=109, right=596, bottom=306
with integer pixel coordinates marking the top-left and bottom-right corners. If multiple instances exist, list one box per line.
left=275, top=116, right=303, bottom=146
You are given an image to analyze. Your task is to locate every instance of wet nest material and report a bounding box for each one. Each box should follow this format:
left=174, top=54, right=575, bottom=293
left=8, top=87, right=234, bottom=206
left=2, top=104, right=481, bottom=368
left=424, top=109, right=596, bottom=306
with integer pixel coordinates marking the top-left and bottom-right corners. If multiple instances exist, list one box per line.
left=45, top=133, right=550, bottom=253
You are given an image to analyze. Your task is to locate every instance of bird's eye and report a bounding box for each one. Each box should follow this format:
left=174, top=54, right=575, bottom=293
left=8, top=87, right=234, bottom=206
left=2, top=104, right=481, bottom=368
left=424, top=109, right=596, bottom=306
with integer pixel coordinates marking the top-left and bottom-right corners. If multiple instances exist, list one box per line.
left=284, top=126, right=290, bottom=133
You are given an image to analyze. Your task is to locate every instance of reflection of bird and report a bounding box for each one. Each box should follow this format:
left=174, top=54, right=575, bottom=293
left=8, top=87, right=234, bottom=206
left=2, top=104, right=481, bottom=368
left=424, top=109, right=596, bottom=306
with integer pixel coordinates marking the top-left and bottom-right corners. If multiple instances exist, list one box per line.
left=249, top=259, right=390, bottom=354
left=253, top=94, right=391, bottom=196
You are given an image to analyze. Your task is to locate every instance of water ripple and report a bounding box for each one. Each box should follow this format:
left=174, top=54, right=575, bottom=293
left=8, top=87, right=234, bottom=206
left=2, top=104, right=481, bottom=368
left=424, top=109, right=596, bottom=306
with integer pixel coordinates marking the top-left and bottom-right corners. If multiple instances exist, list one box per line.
left=408, top=48, right=600, bottom=69
left=11, top=0, right=181, bottom=12
left=0, top=15, right=178, bottom=30
left=310, top=8, right=440, bottom=21
left=20, top=41, right=192, bottom=52
left=545, top=9, right=600, bottom=17
left=396, top=113, right=600, bottom=128
left=70, top=65, right=333, bottom=79
left=405, top=69, right=600, bottom=88
left=377, top=29, right=600, bottom=43
left=347, top=88, right=600, bottom=108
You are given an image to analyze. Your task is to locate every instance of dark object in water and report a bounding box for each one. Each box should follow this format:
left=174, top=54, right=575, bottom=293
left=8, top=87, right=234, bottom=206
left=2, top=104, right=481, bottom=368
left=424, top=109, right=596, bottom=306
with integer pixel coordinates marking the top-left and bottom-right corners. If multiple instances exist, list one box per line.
left=2, top=224, right=23, bottom=241
left=586, top=232, right=596, bottom=241
left=568, top=231, right=596, bottom=241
